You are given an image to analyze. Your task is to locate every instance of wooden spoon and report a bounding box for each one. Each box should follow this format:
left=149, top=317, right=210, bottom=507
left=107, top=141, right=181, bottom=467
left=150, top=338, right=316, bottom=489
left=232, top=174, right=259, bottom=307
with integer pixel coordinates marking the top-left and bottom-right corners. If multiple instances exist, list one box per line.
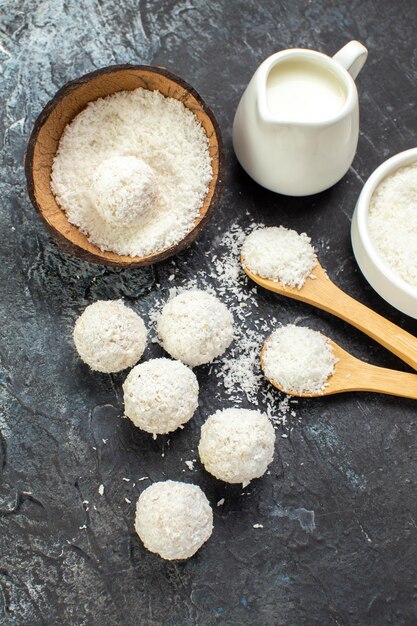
left=242, top=260, right=417, bottom=371
left=260, top=338, right=417, bottom=399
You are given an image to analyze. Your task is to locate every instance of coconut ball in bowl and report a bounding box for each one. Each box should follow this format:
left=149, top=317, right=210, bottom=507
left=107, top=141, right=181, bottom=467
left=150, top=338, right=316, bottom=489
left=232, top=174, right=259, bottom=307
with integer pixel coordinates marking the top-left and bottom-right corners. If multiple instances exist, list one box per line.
left=157, top=290, right=234, bottom=367
left=135, top=481, right=213, bottom=560
left=122, top=358, right=199, bottom=435
left=91, top=155, right=159, bottom=226
left=73, top=300, right=147, bottom=373
left=198, top=408, right=275, bottom=487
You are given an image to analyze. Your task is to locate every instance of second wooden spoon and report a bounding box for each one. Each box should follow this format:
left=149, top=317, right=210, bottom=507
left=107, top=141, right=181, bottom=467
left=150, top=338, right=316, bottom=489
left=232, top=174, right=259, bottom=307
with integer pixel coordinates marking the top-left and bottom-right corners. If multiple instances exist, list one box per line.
left=243, top=259, right=417, bottom=371
left=261, top=338, right=417, bottom=399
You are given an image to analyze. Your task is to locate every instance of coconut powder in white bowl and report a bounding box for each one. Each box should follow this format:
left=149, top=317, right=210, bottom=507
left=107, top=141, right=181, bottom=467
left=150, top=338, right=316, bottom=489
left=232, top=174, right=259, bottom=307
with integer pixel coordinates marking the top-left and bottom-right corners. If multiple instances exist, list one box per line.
left=351, top=147, right=417, bottom=319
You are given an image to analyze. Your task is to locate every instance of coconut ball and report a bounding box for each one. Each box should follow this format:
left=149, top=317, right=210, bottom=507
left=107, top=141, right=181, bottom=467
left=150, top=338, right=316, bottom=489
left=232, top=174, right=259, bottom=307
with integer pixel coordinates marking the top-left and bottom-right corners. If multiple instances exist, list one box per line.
left=198, top=408, right=275, bottom=487
left=135, top=481, right=213, bottom=560
left=91, top=155, right=159, bottom=226
left=73, top=300, right=147, bottom=373
left=157, top=290, right=234, bottom=367
left=123, top=358, right=199, bottom=435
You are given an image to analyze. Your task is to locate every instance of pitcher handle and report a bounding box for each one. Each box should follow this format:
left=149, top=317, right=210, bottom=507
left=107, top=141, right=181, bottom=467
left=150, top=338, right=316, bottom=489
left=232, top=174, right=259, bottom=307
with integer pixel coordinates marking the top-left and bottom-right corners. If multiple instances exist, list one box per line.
left=333, top=41, right=368, bottom=80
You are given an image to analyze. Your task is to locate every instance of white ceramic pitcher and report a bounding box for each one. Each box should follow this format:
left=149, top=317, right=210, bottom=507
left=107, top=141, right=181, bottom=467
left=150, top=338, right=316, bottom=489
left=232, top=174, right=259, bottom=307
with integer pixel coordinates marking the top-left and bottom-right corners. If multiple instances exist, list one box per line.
left=232, top=41, right=368, bottom=196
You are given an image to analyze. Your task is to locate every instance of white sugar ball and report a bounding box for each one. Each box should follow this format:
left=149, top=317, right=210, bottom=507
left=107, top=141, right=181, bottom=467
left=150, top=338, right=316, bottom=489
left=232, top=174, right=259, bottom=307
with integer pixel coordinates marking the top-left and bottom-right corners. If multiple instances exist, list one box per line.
left=135, top=481, right=213, bottom=560
left=198, top=408, right=275, bottom=487
left=123, top=358, right=199, bottom=435
left=157, top=290, right=234, bottom=367
left=73, top=300, right=147, bottom=373
left=91, top=155, right=159, bottom=225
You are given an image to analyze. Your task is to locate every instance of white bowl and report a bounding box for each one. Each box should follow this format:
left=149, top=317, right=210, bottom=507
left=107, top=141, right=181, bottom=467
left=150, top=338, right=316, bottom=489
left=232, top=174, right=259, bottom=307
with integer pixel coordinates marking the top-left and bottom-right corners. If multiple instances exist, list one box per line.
left=351, top=147, right=417, bottom=319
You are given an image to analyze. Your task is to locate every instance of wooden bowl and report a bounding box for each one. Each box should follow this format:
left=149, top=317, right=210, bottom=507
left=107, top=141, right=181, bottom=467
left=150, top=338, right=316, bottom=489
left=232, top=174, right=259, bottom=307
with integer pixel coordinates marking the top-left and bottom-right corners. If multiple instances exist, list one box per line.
left=25, top=64, right=224, bottom=267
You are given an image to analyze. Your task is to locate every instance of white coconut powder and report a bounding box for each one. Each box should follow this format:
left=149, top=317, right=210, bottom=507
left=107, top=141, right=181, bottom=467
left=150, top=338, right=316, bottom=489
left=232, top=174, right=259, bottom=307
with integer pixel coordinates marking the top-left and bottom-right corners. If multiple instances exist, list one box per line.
left=262, top=325, right=338, bottom=395
left=241, top=226, right=317, bottom=288
left=51, top=88, right=212, bottom=257
left=147, top=220, right=301, bottom=428
left=368, top=162, right=417, bottom=288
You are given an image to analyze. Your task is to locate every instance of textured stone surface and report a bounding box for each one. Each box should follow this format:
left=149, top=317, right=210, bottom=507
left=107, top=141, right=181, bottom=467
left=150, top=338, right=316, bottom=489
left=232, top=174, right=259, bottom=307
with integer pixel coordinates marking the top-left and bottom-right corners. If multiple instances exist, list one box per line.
left=1, top=1, right=417, bottom=625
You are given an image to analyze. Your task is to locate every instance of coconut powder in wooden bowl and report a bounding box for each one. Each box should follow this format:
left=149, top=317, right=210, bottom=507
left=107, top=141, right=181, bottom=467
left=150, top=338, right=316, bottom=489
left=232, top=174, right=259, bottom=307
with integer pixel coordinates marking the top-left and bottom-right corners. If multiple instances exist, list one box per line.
left=51, top=87, right=213, bottom=257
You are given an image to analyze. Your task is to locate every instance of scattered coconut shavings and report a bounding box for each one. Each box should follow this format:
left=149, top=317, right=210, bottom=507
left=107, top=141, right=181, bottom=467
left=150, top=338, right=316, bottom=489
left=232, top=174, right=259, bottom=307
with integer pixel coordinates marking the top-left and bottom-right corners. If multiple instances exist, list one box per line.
left=138, top=477, right=149, bottom=482
left=98, top=484, right=105, bottom=496
left=185, top=460, right=195, bottom=471
left=253, top=523, right=264, bottom=529
left=217, top=498, right=225, bottom=507
left=146, top=221, right=302, bottom=429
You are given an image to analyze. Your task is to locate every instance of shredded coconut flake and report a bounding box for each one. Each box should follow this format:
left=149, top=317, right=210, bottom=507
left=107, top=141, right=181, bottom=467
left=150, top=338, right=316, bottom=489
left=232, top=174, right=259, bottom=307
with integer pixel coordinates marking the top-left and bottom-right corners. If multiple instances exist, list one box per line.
left=262, top=325, right=338, bottom=395
left=146, top=221, right=302, bottom=429
left=241, top=226, right=317, bottom=288
left=368, top=162, right=417, bottom=288
left=51, top=88, right=212, bottom=257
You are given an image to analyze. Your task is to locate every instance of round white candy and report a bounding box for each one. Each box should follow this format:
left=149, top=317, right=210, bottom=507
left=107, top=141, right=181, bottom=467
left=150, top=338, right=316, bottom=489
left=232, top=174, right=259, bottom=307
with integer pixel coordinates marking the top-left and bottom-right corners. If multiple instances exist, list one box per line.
left=135, top=481, right=213, bottom=560
left=157, top=290, right=234, bottom=367
left=73, top=300, right=147, bottom=373
left=198, top=408, right=275, bottom=487
left=91, top=155, right=159, bottom=225
left=123, top=358, right=199, bottom=435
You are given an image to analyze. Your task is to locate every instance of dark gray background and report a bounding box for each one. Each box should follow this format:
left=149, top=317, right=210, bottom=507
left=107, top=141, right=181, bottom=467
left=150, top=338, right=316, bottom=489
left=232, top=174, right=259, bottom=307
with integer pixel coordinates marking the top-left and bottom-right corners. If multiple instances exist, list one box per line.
left=1, top=1, right=417, bottom=625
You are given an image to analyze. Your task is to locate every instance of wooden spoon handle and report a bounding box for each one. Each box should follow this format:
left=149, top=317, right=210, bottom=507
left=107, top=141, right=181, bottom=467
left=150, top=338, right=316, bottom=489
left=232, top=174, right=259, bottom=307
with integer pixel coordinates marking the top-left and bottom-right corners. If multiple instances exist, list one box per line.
left=348, top=363, right=417, bottom=399
left=303, top=267, right=417, bottom=370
